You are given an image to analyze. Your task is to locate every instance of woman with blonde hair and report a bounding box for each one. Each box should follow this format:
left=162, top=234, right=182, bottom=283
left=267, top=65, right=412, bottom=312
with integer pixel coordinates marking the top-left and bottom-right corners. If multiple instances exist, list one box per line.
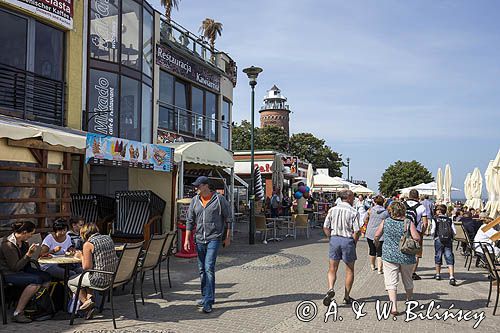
left=374, top=201, right=420, bottom=316
left=67, top=223, right=118, bottom=319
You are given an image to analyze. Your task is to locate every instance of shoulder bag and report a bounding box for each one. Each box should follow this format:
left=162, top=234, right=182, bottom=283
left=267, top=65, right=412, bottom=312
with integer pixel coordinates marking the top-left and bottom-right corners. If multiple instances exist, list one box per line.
left=399, top=218, right=421, bottom=255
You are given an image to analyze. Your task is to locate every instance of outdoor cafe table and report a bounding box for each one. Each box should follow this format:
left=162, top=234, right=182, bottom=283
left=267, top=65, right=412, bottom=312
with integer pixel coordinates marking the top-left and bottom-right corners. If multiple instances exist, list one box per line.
left=38, top=255, right=82, bottom=309
left=266, top=217, right=286, bottom=242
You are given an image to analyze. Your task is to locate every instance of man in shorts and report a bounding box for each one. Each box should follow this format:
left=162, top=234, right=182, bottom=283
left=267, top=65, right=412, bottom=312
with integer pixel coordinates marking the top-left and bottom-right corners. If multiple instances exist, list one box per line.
left=405, top=189, right=428, bottom=280
left=322, top=190, right=361, bottom=306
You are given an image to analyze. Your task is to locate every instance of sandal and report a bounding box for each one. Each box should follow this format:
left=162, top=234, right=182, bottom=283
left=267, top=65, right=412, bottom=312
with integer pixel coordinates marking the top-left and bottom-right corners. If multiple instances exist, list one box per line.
left=391, top=310, right=401, bottom=316
left=80, top=297, right=95, bottom=311
left=343, top=297, right=355, bottom=305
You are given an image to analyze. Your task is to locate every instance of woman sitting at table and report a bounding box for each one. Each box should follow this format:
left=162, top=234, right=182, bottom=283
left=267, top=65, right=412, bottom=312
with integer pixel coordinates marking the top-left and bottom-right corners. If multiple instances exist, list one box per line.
left=40, top=218, right=82, bottom=280
left=0, top=221, right=51, bottom=323
left=68, top=223, right=118, bottom=319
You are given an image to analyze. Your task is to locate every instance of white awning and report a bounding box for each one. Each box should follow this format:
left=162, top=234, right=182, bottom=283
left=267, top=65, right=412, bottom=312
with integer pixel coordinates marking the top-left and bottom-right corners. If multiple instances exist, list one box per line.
left=162, top=141, right=234, bottom=168
left=0, top=115, right=86, bottom=149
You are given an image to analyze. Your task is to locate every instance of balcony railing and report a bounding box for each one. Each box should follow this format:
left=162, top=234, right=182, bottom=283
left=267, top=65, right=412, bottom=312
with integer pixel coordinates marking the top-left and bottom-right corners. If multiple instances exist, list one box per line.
left=159, top=17, right=219, bottom=68
left=158, top=101, right=231, bottom=143
left=0, top=63, right=65, bottom=126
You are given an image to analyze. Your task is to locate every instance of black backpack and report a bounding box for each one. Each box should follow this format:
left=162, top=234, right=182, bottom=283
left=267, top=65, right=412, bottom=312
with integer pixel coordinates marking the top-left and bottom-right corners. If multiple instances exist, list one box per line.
left=24, top=287, right=55, bottom=321
left=436, top=216, right=453, bottom=245
left=404, top=201, right=421, bottom=227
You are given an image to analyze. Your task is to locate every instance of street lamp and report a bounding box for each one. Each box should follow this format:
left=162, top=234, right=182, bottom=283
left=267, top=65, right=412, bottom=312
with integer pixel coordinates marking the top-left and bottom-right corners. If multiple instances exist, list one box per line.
left=346, top=157, right=350, bottom=181
left=243, top=66, right=263, bottom=245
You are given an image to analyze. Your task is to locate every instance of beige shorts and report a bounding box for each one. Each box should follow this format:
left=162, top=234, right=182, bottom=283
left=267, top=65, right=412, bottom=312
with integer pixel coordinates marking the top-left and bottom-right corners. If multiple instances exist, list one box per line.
left=68, top=273, right=92, bottom=293
left=383, top=261, right=414, bottom=291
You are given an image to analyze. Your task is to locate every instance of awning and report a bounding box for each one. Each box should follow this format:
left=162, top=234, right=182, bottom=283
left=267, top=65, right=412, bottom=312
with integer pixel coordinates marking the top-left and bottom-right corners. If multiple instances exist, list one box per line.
left=0, top=115, right=86, bottom=149
left=162, top=141, right=234, bottom=168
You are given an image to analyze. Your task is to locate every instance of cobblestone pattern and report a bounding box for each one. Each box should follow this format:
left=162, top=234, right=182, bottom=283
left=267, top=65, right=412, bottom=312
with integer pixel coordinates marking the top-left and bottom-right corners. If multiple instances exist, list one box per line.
left=0, top=228, right=498, bottom=333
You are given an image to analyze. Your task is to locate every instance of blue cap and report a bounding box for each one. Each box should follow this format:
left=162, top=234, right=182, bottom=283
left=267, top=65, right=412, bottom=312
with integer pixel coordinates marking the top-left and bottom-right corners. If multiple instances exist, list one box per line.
left=192, top=176, right=210, bottom=186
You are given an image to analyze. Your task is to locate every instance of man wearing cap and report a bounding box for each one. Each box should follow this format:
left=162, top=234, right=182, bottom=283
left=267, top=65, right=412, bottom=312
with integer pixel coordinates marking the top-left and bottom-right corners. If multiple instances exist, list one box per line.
left=184, top=176, right=231, bottom=313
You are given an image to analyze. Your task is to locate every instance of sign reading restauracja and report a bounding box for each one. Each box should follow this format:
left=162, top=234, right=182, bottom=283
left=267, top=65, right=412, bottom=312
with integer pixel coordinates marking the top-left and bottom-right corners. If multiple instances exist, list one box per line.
left=2, top=0, right=73, bottom=29
left=156, top=43, right=220, bottom=92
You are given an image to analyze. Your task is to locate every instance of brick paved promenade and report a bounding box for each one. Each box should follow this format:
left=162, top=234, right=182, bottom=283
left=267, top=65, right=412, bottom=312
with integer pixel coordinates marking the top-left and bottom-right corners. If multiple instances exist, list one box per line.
left=2, top=225, right=498, bottom=332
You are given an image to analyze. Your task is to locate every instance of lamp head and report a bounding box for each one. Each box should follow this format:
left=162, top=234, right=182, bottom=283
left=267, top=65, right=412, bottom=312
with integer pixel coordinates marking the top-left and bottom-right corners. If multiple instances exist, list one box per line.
left=243, top=66, right=263, bottom=87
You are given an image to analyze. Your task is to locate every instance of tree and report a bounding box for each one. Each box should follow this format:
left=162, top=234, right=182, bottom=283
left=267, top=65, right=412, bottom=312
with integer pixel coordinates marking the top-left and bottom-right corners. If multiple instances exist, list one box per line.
left=199, top=18, right=223, bottom=51
left=160, top=0, right=181, bottom=23
left=379, top=160, right=434, bottom=196
left=255, top=126, right=289, bottom=152
left=232, top=120, right=252, bottom=151
left=289, top=133, right=343, bottom=177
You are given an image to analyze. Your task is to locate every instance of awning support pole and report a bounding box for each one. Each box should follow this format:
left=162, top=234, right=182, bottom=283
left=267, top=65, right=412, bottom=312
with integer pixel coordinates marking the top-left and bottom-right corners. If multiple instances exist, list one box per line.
left=230, top=167, right=235, bottom=238
left=179, top=156, right=184, bottom=199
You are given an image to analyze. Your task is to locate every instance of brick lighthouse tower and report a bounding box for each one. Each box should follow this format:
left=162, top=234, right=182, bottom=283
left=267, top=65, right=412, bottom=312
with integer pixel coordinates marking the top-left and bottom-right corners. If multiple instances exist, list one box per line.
left=259, top=85, right=291, bottom=136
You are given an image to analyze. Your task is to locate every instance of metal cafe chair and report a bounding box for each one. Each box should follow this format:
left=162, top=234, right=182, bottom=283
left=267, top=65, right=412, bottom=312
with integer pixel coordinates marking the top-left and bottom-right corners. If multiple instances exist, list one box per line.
left=480, top=243, right=500, bottom=315
left=153, top=231, right=177, bottom=295
left=462, top=225, right=485, bottom=270
left=137, top=234, right=167, bottom=305
left=293, top=214, right=310, bottom=239
left=255, top=215, right=273, bottom=244
left=69, top=242, right=144, bottom=329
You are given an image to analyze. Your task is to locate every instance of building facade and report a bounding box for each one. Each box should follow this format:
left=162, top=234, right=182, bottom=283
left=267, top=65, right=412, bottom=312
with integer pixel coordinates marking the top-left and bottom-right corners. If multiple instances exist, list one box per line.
left=259, top=85, right=291, bottom=136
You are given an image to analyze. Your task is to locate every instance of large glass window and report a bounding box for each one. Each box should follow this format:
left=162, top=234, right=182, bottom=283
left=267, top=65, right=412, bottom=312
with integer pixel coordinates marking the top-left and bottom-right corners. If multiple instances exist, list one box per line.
left=35, top=22, right=64, bottom=81
left=121, top=0, right=141, bottom=70
left=0, top=10, right=27, bottom=69
left=159, top=71, right=174, bottom=129
left=222, top=100, right=231, bottom=150
left=90, top=0, right=119, bottom=62
left=175, top=81, right=189, bottom=133
left=120, top=76, right=141, bottom=141
left=87, top=69, right=119, bottom=136
left=206, top=92, right=217, bottom=141
left=191, top=87, right=204, bottom=137
left=141, top=84, right=152, bottom=143
left=142, top=9, right=153, bottom=77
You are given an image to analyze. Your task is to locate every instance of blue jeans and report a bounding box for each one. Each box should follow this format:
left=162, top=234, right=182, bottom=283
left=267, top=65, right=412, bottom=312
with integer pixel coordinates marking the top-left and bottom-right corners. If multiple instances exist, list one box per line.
left=434, top=238, right=454, bottom=266
left=196, top=240, right=220, bottom=306
left=3, top=265, right=51, bottom=286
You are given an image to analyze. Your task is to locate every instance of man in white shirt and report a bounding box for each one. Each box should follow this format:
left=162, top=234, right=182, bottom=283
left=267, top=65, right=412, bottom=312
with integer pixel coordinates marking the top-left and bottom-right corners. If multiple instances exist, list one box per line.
left=322, top=190, right=361, bottom=306
left=405, top=189, right=428, bottom=280
left=474, top=222, right=500, bottom=257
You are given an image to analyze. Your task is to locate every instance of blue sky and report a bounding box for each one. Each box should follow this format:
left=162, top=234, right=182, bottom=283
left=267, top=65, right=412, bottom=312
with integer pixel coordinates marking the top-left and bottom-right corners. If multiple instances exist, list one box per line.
left=150, top=0, right=500, bottom=196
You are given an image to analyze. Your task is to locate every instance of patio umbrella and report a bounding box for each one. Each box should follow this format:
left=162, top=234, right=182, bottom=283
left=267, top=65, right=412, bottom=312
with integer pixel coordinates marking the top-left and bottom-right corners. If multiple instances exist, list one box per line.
left=436, top=168, right=443, bottom=203
left=271, top=154, right=284, bottom=195
left=306, top=163, right=314, bottom=191
left=469, top=167, right=483, bottom=210
left=484, top=161, right=496, bottom=217
left=490, top=148, right=500, bottom=218
left=464, top=173, right=472, bottom=207
left=444, top=164, right=452, bottom=204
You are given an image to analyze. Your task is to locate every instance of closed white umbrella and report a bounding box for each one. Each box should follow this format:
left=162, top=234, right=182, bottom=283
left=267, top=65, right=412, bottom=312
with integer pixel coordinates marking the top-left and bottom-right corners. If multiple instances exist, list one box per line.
left=485, top=161, right=494, bottom=214
left=306, top=163, right=314, bottom=191
left=436, top=168, right=443, bottom=203
left=271, top=154, right=284, bottom=195
left=464, top=173, right=472, bottom=207
left=444, top=164, right=452, bottom=204
left=469, top=167, right=483, bottom=210
left=490, top=148, right=500, bottom=218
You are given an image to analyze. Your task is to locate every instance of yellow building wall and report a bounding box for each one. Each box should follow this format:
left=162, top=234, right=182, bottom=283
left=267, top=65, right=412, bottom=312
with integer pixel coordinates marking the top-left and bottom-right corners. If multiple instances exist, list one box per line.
left=0, top=139, right=63, bottom=165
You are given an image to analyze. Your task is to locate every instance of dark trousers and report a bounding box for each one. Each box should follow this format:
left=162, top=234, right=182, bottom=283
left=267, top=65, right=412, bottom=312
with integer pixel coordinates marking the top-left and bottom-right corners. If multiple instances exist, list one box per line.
left=367, top=238, right=383, bottom=257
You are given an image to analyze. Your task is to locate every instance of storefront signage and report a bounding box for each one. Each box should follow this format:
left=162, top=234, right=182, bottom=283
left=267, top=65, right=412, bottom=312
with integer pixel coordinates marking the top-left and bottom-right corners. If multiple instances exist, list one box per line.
left=156, top=43, right=221, bottom=92
left=87, top=70, right=118, bottom=136
left=157, top=129, right=186, bottom=144
left=85, top=133, right=174, bottom=172
left=2, top=0, right=73, bottom=29
left=281, top=156, right=299, bottom=175
left=89, top=0, right=118, bottom=55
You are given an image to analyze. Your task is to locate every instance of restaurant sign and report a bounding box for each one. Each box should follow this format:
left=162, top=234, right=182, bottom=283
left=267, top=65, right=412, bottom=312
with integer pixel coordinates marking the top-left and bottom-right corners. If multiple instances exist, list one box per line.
left=2, top=0, right=73, bottom=29
left=85, top=133, right=174, bottom=172
left=156, top=43, right=220, bottom=92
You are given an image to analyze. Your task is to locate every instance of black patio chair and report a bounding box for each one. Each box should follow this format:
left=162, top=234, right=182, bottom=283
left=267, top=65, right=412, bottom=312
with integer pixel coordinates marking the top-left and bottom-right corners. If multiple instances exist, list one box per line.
left=480, top=243, right=500, bottom=315
left=137, top=234, right=168, bottom=304
left=462, top=225, right=485, bottom=270
left=152, top=231, right=177, bottom=295
left=69, top=241, right=144, bottom=329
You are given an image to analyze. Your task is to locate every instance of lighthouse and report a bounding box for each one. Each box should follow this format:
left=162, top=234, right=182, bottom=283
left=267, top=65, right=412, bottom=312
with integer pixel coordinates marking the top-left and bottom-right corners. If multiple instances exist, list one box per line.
left=259, top=85, right=291, bottom=137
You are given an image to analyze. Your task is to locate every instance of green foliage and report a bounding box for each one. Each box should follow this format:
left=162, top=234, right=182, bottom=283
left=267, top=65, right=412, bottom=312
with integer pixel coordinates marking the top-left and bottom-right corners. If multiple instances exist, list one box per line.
left=231, top=120, right=252, bottom=151
left=289, top=133, right=343, bottom=177
left=379, top=160, right=434, bottom=196
left=255, top=126, right=289, bottom=152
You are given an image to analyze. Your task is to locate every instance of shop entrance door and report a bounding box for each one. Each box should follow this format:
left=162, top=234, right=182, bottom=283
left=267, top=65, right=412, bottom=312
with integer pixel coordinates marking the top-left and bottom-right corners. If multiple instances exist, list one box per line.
left=90, top=166, right=128, bottom=197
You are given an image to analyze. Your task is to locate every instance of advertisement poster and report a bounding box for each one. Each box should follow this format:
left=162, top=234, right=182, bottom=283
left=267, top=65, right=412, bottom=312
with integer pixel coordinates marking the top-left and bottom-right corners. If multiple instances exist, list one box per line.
left=281, top=156, right=299, bottom=175
left=85, top=133, right=174, bottom=172
left=2, top=0, right=73, bottom=29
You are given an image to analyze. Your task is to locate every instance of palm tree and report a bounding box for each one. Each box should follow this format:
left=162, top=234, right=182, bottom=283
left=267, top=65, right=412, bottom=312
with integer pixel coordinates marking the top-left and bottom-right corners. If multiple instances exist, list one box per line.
left=161, top=0, right=181, bottom=22
left=199, top=18, right=223, bottom=51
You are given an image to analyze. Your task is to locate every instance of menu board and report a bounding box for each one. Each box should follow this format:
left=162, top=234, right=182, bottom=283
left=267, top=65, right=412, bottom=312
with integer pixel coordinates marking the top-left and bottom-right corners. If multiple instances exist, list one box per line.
left=85, top=133, right=174, bottom=172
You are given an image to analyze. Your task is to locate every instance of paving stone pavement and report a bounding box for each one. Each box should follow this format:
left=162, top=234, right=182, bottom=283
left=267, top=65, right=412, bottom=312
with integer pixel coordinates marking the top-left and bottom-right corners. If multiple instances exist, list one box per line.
left=1, top=226, right=499, bottom=333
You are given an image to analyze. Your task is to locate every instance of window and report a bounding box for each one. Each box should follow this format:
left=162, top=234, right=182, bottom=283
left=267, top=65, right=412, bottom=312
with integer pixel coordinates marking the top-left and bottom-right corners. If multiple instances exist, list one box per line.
left=120, top=76, right=141, bottom=141
left=0, top=10, right=27, bottom=69
left=90, top=0, right=119, bottom=62
left=121, top=0, right=141, bottom=70
left=159, top=71, right=174, bottom=130
left=87, top=69, right=119, bottom=136
left=191, top=87, right=204, bottom=137
left=206, top=92, right=217, bottom=141
left=175, top=81, right=188, bottom=133
left=142, top=9, right=153, bottom=77
left=222, top=100, right=231, bottom=150
left=141, top=84, right=152, bottom=143
left=35, top=22, right=64, bottom=81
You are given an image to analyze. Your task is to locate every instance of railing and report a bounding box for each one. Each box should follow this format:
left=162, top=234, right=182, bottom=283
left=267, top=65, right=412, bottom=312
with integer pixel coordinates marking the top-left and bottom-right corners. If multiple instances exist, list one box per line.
left=158, top=101, right=231, bottom=143
left=0, top=63, right=65, bottom=126
left=260, top=104, right=290, bottom=111
left=159, top=17, right=219, bottom=68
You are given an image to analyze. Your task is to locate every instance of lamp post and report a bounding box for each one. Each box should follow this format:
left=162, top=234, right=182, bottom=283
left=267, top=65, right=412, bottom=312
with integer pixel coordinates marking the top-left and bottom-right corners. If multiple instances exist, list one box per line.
left=346, top=157, right=350, bottom=181
left=242, top=66, right=263, bottom=245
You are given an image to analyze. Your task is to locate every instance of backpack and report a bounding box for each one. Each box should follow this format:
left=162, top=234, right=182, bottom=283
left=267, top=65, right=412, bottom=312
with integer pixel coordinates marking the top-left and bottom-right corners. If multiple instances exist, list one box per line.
left=271, top=195, right=279, bottom=209
left=435, top=216, right=453, bottom=245
left=404, top=201, right=421, bottom=227
left=24, top=287, right=55, bottom=321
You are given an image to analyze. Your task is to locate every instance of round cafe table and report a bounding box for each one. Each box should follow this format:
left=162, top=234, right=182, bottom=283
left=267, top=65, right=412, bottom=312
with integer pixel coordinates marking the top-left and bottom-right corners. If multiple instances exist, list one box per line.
left=38, top=255, right=82, bottom=310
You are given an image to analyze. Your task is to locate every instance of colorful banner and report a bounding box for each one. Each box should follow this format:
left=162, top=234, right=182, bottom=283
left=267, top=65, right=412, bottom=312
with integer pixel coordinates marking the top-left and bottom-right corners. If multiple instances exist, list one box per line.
left=281, top=156, right=299, bottom=175
left=2, top=0, right=74, bottom=29
left=85, top=133, right=174, bottom=172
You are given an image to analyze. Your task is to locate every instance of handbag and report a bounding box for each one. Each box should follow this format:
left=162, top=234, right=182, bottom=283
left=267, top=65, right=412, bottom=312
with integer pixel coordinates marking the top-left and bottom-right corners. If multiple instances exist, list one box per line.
left=399, top=218, right=421, bottom=255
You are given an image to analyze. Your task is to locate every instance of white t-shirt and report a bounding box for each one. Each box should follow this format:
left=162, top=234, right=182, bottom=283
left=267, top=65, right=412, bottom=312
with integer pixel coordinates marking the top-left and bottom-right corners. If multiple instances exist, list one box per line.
left=42, top=233, right=73, bottom=254
left=474, top=228, right=500, bottom=256
left=406, top=199, right=427, bottom=231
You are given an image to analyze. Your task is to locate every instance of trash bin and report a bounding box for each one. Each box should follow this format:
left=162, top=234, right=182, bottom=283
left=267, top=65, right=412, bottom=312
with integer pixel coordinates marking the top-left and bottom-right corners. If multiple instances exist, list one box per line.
left=175, top=198, right=197, bottom=258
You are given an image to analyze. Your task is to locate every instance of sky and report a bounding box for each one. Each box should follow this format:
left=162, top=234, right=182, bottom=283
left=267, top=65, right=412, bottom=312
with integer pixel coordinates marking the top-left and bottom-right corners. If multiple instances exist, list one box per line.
left=150, top=0, right=500, bottom=197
